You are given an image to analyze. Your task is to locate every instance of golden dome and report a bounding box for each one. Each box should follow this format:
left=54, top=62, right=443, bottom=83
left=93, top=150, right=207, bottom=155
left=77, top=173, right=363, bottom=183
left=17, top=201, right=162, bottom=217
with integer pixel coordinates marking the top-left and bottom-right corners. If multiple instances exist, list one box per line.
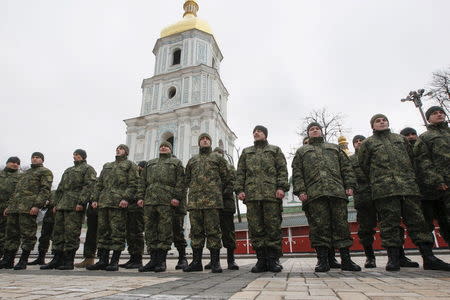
left=160, top=0, right=213, bottom=38
left=338, top=136, right=349, bottom=145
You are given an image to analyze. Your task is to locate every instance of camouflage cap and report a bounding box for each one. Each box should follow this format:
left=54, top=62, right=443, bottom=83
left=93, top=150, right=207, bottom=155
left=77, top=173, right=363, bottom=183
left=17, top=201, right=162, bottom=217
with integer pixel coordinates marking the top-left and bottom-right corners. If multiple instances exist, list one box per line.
left=425, top=106, right=446, bottom=120
left=73, top=149, right=87, bottom=159
left=6, top=156, right=20, bottom=165
left=213, top=147, right=224, bottom=155
left=306, top=122, right=322, bottom=136
left=31, top=152, right=44, bottom=161
left=370, top=114, right=388, bottom=128
left=198, top=133, right=212, bottom=146
left=400, top=127, right=417, bottom=136
left=159, top=141, right=173, bottom=152
left=116, top=144, right=129, bottom=155
left=352, top=135, right=366, bottom=144
left=253, top=125, right=268, bottom=138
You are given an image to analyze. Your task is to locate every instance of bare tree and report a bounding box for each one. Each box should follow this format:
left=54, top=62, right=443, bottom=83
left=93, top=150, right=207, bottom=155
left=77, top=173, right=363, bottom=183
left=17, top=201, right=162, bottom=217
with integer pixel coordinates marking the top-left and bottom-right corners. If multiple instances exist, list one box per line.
left=298, top=107, right=347, bottom=142
left=426, top=68, right=450, bottom=116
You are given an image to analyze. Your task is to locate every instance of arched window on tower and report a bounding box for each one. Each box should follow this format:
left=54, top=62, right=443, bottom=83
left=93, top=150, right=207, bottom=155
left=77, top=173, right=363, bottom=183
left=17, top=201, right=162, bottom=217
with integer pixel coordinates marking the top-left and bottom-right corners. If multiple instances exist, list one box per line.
left=172, top=49, right=181, bottom=65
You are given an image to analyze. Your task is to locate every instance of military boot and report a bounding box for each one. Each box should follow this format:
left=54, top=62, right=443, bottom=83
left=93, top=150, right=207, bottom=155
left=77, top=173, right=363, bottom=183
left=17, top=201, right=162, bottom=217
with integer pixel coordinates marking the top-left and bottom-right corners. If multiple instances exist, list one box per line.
left=227, top=248, right=239, bottom=270
left=13, top=250, right=31, bottom=270
left=339, top=248, right=361, bottom=271
left=386, top=247, right=400, bottom=271
left=119, top=254, right=135, bottom=268
left=266, top=248, right=282, bottom=273
left=139, top=250, right=158, bottom=272
left=183, top=248, right=203, bottom=272
left=74, top=257, right=95, bottom=268
left=154, top=250, right=167, bottom=272
left=86, top=249, right=110, bottom=270
left=58, top=250, right=76, bottom=270
left=251, top=248, right=267, bottom=273
left=209, top=249, right=222, bottom=273
left=399, top=247, right=419, bottom=268
left=105, top=250, right=121, bottom=271
left=328, top=248, right=341, bottom=269
left=0, top=250, right=16, bottom=269
left=314, top=247, right=330, bottom=272
left=418, top=243, right=450, bottom=271
left=125, top=254, right=143, bottom=269
left=175, top=247, right=188, bottom=270
left=40, top=250, right=64, bottom=270
left=28, top=249, right=47, bottom=265
left=363, top=245, right=376, bottom=268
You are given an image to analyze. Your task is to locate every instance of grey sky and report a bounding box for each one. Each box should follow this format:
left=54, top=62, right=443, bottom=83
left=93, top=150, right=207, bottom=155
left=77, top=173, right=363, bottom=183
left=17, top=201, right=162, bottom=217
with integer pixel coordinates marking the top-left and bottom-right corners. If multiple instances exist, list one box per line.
left=1, top=0, right=449, bottom=187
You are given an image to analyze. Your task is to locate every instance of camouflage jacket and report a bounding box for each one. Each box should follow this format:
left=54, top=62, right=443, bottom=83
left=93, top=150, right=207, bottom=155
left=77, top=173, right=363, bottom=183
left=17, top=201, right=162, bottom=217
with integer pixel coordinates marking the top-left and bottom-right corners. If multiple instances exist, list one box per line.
left=358, top=129, right=421, bottom=200
left=185, top=147, right=231, bottom=210
left=137, top=153, right=186, bottom=207
left=292, top=137, right=356, bottom=205
left=414, top=121, right=450, bottom=200
left=236, top=140, right=289, bottom=202
left=93, top=156, right=139, bottom=208
left=349, top=150, right=371, bottom=195
left=8, top=164, right=53, bottom=214
left=0, top=168, right=21, bottom=211
left=54, top=160, right=97, bottom=210
left=223, top=163, right=236, bottom=213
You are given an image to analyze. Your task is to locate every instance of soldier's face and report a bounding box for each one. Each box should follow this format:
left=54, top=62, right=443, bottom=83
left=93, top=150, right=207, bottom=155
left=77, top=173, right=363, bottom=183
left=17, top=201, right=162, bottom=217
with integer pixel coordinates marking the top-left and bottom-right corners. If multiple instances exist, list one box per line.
left=353, top=139, right=364, bottom=150
left=372, top=118, right=389, bottom=131
left=6, top=162, right=19, bottom=170
left=308, top=126, right=322, bottom=138
left=116, top=147, right=126, bottom=156
left=199, top=137, right=211, bottom=147
left=31, top=156, right=43, bottom=165
left=428, top=110, right=446, bottom=124
left=159, top=145, right=172, bottom=154
left=73, top=153, right=83, bottom=162
left=253, top=130, right=266, bottom=141
left=404, top=133, right=418, bottom=142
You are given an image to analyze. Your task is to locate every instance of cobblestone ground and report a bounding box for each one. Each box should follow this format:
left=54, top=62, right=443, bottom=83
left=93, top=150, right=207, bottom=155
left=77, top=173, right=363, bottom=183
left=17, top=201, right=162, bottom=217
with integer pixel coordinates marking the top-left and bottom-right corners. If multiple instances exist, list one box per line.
left=1, top=254, right=450, bottom=299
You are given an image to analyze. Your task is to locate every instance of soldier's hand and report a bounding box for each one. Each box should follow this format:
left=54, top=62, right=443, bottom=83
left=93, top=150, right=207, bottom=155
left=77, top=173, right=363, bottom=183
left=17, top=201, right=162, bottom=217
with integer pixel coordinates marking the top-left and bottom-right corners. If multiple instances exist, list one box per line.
left=275, top=189, right=285, bottom=199
left=238, top=192, right=246, bottom=201
left=30, top=207, right=39, bottom=215
left=346, top=189, right=354, bottom=196
left=75, top=205, right=84, bottom=211
left=3, top=208, right=8, bottom=217
left=171, top=199, right=180, bottom=207
left=91, top=201, right=98, bottom=209
left=437, top=183, right=449, bottom=191
left=137, top=199, right=144, bottom=207
left=299, top=193, right=308, bottom=202
left=119, top=200, right=128, bottom=208
left=53, top=207, right=57, bottom=214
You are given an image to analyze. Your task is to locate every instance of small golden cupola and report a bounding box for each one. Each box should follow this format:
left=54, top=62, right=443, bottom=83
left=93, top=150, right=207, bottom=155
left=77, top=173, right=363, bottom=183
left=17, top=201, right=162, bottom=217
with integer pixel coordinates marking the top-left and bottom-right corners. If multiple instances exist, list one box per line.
left=338, top=135, right=352, bottom=156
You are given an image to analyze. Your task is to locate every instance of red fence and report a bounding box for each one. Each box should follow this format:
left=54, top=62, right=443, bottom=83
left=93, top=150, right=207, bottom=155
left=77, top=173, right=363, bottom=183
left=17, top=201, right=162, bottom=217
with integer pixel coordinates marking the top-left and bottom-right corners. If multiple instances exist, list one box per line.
left=235, top=221, right=448, bottom=254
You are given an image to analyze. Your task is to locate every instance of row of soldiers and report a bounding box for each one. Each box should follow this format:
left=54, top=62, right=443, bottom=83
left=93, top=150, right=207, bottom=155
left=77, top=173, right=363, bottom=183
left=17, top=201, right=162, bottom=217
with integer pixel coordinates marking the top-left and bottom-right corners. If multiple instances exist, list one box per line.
left=0, top=105, right=448, bottom=274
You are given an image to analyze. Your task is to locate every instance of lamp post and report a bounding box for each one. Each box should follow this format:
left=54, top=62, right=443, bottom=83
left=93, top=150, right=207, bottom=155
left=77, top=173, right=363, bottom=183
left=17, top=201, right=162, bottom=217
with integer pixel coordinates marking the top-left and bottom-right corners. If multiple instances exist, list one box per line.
left=401, top=89, right=428, bottom=126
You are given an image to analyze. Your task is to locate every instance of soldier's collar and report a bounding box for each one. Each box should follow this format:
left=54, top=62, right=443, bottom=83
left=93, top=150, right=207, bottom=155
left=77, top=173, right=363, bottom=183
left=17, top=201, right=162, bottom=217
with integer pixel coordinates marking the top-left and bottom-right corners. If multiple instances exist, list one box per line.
left=373, top=128, right=391, bottom=135
left=253, top=140, right=268, bottom=148
left=73, top=160, right=86, bottom=166
left=4, top=167, right=18, bottom=173
left=199, top=146, right=212, bottom=154
left=31, top=163, right=43, bottom=168
left=159, top=153, right=172, bottom=159
left=428, top=121, right=448, bottom=129
left=308, top=136, right=324, bottom=145
left=115, top=155, right=127, bottom=162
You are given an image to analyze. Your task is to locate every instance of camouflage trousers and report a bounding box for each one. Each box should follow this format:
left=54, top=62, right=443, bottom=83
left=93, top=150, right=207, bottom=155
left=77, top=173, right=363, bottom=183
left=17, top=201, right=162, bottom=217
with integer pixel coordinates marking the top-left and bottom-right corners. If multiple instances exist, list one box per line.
left=125, top=207, right=144, bottom=255
left=52, top=210, right=84, bottom=252
left=172, top=213, right=187, bottom=249
left=246, top=201, right=282, bottom=252
left=375, top=196, right=433, bottom=248
left=219, top=211, right=236, bottom=249
left=304, top=197, right=353, bottom=249
left=97, top=208, right=127, bottom=251
left=84, top=205, right=98, bottom=258
left=421, top=195, right=450, bottom=244
left=4, top=213, right=37, bottom=252
left=354, top=193, right=378, bottom=247
left=0, top=214, right=6, bottom=254
left=189, top=209, right=222, bottom=250
left=144, top=205, right=173, bottom=251
left=37, top=209, right=55, bottom=252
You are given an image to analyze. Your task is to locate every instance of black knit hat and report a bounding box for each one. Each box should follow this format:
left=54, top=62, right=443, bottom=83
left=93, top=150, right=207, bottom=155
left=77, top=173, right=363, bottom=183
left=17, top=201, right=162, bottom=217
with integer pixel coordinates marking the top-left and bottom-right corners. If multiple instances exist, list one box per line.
left=116, top=144, right=129, bottom=155
left=306, top=122, right=323, bottom=136
left=198, top=133, right=212, bottom=146
left=352, top=135, right=366, bottom=144
left=425, top=106, right=446, bottom=120
left=138, top=161, right=146, bottom=168
left=370, top=114, right=389, bottom=128
left=253, top=125, right=268, bottom=138
left=6, top=156, right=20, bottom=165
left=31, top=152, right=44, bottom=161
left=159, top=141, right=173, bottom=152
left=400, top=127, right=417, bottom=136
left=73, top=149, right=87, bottom=160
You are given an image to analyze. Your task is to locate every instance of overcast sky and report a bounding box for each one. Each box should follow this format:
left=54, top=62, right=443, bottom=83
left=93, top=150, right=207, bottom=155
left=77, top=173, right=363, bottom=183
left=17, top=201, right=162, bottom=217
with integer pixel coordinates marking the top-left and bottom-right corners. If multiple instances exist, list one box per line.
left=1, top=0, right=449, bottom=187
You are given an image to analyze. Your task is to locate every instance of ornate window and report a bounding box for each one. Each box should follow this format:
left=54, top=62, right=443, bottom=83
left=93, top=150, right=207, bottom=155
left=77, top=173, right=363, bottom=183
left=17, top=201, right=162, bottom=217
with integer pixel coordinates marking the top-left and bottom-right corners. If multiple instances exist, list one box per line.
left=172, top=49, right=181, bottom=65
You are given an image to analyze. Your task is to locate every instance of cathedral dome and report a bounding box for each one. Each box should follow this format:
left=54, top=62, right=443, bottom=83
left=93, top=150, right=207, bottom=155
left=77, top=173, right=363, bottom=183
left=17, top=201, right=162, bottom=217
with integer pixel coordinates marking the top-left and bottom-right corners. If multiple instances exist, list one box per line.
left=160, top=0, right=213, bottom=38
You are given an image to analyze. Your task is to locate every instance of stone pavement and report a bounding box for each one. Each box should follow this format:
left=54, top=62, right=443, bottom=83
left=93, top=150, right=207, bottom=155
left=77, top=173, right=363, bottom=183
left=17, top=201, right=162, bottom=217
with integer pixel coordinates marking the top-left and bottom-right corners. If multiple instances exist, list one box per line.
left=1, top=254, right=450, bottom=299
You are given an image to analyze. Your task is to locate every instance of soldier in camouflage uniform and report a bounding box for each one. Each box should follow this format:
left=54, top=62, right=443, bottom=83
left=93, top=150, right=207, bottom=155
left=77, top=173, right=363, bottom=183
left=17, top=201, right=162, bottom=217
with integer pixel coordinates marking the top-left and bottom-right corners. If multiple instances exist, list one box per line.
left=0, top=157, right=21, bottom=261
left=119, top=161, right=145, bottom=269
left=359, top=113, right=450, bottom=271
left=292, top=123, right=361, bottom=272
left=137, top=142, right=185, bottom=272
left=41, top=149, right=96, bottom=270
left=28, top=198, right=55, bottom=266
left=236, top=125, right=289, bottom=273
left=414, top=107, right=450, bottom=247
left=87, top=144, right=139, bottom=272
left=0, top=152, right=53, bottom=270
left=184, top=133, right=231, bottom=273
left=203, top=147, right=239, bottom=270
